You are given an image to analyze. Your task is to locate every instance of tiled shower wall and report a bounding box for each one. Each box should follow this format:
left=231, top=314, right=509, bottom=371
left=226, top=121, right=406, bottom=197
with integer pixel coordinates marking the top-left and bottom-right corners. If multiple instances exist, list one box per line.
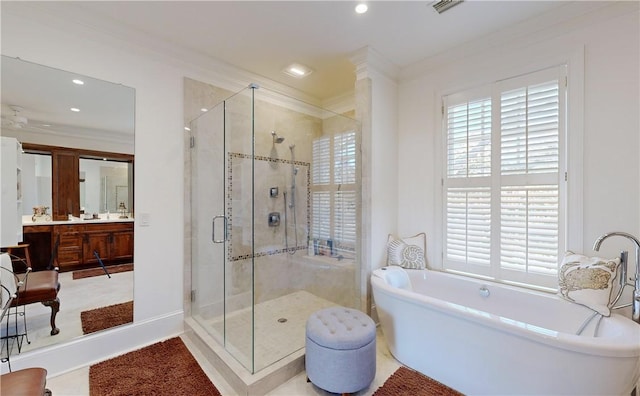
left=185, top=77, right=359, bottom=317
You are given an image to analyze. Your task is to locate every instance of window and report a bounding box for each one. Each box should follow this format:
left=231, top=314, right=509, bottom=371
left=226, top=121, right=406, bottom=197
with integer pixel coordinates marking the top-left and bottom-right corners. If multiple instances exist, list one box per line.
left=311, top=131, right=357, bottom=254
left=442, top=66, right=566, bottom=288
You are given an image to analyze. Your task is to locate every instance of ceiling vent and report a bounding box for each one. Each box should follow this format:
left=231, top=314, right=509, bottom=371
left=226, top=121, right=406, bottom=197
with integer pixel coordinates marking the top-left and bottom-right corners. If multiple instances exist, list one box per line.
left=431, top=0, right=464, bottom=14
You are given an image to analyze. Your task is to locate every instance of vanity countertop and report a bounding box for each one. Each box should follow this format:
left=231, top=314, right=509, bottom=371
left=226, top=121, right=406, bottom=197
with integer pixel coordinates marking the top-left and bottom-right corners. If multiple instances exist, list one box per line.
left=23, top=218, right=134, bottom=226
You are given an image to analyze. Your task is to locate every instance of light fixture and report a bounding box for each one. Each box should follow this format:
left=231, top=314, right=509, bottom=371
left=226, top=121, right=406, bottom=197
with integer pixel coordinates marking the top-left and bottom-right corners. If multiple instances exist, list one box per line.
left=355, top=3, right=368, bottom=14
left=184, top=126, right=191, bottom=131
left=283, top=63, right=313, bottom=78
left=70, top=107, right=80, bottom=112
left=72, top=79, right=84, bottom=85
left=201, top=108, right=208, bottom=112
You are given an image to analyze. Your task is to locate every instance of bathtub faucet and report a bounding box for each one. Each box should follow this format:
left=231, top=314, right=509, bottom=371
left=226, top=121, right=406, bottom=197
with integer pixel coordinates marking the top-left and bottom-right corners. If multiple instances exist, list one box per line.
left=593, top=231, right=640, bottom=324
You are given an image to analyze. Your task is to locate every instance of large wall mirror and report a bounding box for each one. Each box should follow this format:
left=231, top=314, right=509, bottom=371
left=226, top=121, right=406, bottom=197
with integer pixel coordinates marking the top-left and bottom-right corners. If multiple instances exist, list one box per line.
left=0, top=55, right=135, bottom=357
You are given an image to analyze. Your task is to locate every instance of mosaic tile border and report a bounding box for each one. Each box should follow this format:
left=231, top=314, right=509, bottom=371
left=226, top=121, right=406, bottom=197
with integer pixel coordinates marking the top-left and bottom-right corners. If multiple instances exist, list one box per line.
left=227, top=152, right=311, bottom=262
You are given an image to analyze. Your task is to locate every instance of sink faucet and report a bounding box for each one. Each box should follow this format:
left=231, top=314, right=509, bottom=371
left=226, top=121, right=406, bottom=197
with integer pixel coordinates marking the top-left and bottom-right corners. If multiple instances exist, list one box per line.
left=593, top=231, right=640, bottom=324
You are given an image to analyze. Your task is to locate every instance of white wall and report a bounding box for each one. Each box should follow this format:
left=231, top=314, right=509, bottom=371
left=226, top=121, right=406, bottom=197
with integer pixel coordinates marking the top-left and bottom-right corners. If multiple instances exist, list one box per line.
left=397, top=4, right=639, bottom=272
left=0, top=3, right=358, bottom=376
left=2, top=9, right=186, bottom=375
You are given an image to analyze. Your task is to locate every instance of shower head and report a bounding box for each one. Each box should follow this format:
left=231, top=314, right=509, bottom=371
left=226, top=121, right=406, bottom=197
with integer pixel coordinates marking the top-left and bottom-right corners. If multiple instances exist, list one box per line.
left=271, top=131, right=285, bottom=144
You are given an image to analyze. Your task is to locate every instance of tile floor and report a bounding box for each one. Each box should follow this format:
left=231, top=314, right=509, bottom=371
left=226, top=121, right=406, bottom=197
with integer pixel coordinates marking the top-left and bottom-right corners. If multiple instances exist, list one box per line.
left=46, top=328, right=402, bottom=396
left=8, top=267, right=402, bottom=395
left=203, top=290, right=338, bottom=372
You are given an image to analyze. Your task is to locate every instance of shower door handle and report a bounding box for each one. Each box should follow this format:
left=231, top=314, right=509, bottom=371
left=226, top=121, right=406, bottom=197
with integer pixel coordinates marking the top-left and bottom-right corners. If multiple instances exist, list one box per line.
left=212, top=215, right=228, bottom=243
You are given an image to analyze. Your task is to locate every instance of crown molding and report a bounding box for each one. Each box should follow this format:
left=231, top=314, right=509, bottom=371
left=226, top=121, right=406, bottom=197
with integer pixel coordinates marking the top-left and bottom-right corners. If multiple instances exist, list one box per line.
left=322, top=91, right=355, bottom=116
left=399, top=1, right=631, bottom=81
left=350, top=46, right=400, bottom=82
left=1, top=2, right=324, bottom=108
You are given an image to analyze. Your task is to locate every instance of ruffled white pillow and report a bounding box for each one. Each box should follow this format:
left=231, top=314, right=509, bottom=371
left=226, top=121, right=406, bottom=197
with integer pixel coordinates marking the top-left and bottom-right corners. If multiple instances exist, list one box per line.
left=387, top=233, right=426, bottom=270
left=558, top=251, right=620, bottom=316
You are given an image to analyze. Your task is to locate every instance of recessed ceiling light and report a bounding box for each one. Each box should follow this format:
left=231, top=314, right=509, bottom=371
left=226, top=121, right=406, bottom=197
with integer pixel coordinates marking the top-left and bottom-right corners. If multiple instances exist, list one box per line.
left=72, top=79, right=84, bottom=85
left=184, top=126, right=191, bottom=131
left=283, top=63, right=313, bottom=78
left=355, top=3, right=368, bottom=14
left=70, top=107, right=80, bottom=112
left=201, top=108, right=208, bottom=112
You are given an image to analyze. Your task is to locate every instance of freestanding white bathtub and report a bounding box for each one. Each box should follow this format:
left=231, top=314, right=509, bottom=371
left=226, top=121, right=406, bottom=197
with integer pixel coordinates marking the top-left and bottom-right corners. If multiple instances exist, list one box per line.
left=371, top=266, right=640, bottom=395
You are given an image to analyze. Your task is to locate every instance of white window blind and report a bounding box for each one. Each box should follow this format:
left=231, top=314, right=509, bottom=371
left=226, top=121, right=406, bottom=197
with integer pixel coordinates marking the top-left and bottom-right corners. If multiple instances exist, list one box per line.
left=311, top=131, right=357, bottom=250
left=334, top=191, right=357, bottom=245
left=311, top=191, right=331, bottom=240
left=501, top=81, right=559, bottom=175
left=447, top=98, right=492, bottom=178
left=500, top=185, right=559, bottom=275
left=443, top=66, right=565, bottom=288
left=312, top=137, right=330, bottom=185
left=446, top=187, right=491, bottom=266
left=334, top=132, right=356, bottom=184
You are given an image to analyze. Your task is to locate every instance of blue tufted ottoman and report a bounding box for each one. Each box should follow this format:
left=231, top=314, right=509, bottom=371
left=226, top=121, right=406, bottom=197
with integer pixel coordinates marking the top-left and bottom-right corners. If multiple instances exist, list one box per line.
left=305, top=306, right=376, bottom=395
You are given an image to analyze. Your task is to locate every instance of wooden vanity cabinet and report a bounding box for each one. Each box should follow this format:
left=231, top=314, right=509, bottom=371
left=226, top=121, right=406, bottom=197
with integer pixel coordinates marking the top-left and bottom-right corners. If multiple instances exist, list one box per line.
left=37, top=222, right=135, bottom=272
left=55, top=224, right=84, bottom=270
left=22, top=225, right=53, bottom=271
left=82, top=223, right=134, bottom=265
left=110, top=226, right=134, bottom=261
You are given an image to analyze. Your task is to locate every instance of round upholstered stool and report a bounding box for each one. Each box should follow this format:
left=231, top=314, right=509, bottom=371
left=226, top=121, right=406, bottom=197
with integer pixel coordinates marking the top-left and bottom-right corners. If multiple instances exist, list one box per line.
left=305, top=306, right=376, bottom=395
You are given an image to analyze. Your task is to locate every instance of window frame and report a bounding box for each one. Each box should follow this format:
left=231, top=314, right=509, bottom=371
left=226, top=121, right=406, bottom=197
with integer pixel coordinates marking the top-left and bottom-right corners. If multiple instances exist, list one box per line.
left=311, top=131, right=357, bottom=254
left=438, top=65, right=570, bottom=289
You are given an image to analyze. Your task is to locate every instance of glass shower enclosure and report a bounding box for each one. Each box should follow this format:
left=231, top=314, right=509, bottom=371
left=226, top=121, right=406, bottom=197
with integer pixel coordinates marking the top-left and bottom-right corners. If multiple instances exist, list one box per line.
left=189, top=84, right=361, bottom=374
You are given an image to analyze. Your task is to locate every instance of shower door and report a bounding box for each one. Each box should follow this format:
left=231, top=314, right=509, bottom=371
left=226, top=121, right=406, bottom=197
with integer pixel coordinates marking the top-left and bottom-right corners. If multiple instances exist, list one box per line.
left=190, top=86, right=256, bottom=373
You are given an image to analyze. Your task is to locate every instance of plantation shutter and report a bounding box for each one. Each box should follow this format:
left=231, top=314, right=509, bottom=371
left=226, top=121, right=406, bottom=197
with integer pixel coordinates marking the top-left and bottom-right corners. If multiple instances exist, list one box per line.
left=311, top=131, right=357, bottom=247
left=312, top=137, right=330, bottom=185
left=311, top=191, right=331, bottom=240
left=334, top=132, right=356, bottom=184
left=443, top=66, right=565, bottom=287
left=447, top=99, right=492, bottom=178
left=446, top=187, right=491, bottom=265
left=499, top=75, right=560, bottom=277
left=334, top=191, right=356, bottom=247
left=444, top=91, right=493, bottom=275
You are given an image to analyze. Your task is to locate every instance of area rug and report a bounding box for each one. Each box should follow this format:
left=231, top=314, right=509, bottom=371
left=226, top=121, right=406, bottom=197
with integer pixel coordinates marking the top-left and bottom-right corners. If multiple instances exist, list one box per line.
left=73, top=263, right=133, bottom=280
left=89, top=337, right=221, bottom=396
left=81, top=301, right=133, bottom=335
left=373, top=366, right=464, bottom=396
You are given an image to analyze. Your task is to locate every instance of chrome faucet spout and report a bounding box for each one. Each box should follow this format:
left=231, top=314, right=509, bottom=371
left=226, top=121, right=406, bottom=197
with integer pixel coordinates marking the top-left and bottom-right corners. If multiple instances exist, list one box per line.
left=593, top=231, right=640, bottom=324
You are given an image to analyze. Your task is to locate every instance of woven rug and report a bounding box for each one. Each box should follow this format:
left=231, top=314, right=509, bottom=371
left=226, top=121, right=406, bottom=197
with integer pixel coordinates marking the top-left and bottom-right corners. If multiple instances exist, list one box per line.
left=373, top=366, right=464, bottom=396
left=73, top=263, right=133, bottom=280
left=81, top=301, right=133, bottom=335
left=89, top=337, right=221, bottom=396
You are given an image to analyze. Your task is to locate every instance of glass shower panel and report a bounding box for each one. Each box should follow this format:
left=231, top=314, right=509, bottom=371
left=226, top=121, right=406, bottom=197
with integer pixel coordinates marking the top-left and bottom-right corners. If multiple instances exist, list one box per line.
left=189, top=82, right=360, bottom=376
left=250, top=88, right=361, bottom=372
left=223, top=87, right=256, bottom=372
left=189, top=98, right=226, bottom=347
left=190, top=86, right=256, bottom=373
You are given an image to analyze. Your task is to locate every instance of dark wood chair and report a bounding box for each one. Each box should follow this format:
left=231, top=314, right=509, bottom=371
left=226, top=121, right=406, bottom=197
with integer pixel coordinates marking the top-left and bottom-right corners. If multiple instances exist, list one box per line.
left=0, top=367, right=52, bottom=395
left=5, top=244, right=61, bottom=337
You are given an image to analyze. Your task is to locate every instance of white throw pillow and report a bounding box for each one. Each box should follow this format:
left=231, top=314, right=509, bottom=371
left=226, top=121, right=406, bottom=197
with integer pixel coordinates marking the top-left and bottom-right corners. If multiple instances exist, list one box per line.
left=387, top=233, right=426, bottom=270
left=558, top=251, right=620, bottom=316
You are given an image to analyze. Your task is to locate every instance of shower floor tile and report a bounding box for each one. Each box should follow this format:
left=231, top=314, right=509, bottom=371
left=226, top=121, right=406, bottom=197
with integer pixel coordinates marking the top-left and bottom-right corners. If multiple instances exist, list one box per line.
left=202, top=290, right=337, bottom=373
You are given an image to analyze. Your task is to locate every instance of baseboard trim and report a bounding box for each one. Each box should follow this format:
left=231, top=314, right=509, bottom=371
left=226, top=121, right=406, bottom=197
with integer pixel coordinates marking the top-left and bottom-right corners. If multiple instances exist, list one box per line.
left=4, top=311, right=184, bottom=377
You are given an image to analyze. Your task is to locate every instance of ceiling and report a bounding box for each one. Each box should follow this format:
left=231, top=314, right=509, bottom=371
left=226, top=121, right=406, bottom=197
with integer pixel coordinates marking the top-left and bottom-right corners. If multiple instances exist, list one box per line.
left=66, top=0, right=579, bottom=99
left=1, top=56, right=135, bottom=138
left=1, top=1, right=603, bottom=135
